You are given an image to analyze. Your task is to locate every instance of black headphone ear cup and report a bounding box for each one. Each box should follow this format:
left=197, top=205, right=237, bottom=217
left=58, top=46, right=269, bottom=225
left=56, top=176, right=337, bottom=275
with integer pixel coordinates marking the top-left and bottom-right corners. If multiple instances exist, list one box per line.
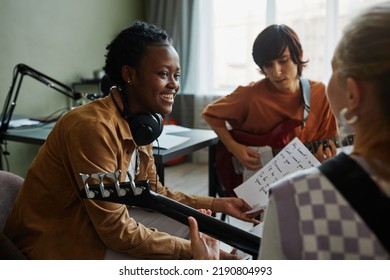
left=129, top=113, right=163, bottom=146
left=152, top=112, right=163, bottom=136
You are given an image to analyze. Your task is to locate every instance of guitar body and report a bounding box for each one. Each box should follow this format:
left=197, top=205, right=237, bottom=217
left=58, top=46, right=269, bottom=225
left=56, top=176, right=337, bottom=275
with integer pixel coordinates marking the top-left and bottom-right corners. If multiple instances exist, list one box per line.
left=216, top=119, right=301, bottom=197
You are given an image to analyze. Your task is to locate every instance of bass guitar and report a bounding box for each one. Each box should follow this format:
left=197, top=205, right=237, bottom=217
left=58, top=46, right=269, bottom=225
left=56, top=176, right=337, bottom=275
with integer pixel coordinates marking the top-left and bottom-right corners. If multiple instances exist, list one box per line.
left=79, top=171, right=261, bottom=258
left=216, top=119, right=355, bottom=197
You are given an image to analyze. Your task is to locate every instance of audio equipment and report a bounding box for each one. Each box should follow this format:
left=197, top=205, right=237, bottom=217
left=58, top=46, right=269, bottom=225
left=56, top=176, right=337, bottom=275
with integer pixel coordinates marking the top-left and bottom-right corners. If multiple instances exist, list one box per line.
left=111, top=87, right=163, bottom=146
left=128, top=112, right=163, bottom=146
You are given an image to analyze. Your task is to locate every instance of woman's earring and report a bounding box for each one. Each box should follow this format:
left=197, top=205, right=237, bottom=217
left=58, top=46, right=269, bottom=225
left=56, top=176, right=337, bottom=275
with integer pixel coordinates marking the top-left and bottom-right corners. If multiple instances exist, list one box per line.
left=339, top=107, right=358, bottom=125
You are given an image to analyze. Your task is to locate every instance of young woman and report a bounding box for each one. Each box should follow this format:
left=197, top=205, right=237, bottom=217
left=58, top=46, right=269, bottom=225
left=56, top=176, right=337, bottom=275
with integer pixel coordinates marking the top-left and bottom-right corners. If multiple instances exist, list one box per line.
left=190, top=2, right=390, bottom=259
left=4, top=21, right=259, bottom=259
left=202, top=24, right=338, bottom=196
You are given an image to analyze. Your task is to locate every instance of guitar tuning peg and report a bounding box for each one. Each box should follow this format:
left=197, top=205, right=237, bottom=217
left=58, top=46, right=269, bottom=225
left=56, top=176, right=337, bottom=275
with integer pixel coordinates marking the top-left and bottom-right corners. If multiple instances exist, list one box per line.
left=79, top=173, right=95, bottom=199
left=91, top=172, right=110, bottom=198
left=126, top=171, right=143, bottom=196
left=106, top=170, right=126, bottom=197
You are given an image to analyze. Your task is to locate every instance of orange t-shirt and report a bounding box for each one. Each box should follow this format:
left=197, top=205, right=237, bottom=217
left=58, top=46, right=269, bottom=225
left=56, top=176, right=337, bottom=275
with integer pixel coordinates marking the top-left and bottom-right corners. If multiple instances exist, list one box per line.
left=202, top=78, right=338, bottom=145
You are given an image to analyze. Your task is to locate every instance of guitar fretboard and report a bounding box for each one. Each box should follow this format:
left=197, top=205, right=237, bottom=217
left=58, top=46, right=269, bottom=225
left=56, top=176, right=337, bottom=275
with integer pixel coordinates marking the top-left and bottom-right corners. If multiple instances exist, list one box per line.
left=306, top=134, right=355, bottom=153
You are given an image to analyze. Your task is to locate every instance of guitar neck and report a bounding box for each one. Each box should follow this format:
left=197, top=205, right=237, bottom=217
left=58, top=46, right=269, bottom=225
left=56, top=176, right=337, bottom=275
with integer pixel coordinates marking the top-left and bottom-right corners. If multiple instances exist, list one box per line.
left=80, top=180, right=260, bottom=258
left=272, top=134, right=355, bottom=155
left=150, top=191, right=260, bottom=258
left=305, top=134, right=355, bottom=153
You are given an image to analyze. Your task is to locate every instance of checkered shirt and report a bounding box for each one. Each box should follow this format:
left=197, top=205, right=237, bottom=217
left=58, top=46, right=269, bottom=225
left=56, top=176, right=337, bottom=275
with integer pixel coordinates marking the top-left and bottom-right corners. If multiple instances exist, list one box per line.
left=287, top=169, right=389, bottom=259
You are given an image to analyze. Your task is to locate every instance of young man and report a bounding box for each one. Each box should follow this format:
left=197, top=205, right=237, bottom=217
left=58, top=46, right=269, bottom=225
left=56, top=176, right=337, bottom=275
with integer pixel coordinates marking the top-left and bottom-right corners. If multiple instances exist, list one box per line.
left=203, top=24, right=338, bottom=196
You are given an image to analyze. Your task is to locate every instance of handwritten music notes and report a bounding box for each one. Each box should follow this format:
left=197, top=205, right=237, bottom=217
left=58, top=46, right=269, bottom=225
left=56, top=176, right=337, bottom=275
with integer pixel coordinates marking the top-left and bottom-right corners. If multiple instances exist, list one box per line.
left=234, top=137, right=320, bottom=210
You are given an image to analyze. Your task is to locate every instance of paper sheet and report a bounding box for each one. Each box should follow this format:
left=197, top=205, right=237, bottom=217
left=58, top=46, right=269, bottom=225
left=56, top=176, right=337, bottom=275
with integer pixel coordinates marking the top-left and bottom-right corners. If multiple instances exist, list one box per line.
left=153, top=134, right=190, bottom=149
left=161, top=124, right=191, bottom=134
left=153, top=125, right=191, bottom=149
left=249, top=223, right=264, bottom=238
left=234, top=137, right=320, bottom=208
left=4, top=119, right=41, bottom=128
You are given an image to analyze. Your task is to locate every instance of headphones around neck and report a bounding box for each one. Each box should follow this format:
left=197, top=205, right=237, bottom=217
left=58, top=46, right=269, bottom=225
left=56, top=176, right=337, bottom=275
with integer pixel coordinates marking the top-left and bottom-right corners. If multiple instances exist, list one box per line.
left=128, top=111, right=163, bottom=146
left=111, top=87, right=163, bottom=146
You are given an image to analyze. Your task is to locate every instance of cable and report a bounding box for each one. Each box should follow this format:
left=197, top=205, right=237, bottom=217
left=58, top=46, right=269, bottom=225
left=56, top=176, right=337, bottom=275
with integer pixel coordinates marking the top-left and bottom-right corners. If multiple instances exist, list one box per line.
left=156, top=138, right=160, bottom=187
left=29, top=107, right=69, bottom=123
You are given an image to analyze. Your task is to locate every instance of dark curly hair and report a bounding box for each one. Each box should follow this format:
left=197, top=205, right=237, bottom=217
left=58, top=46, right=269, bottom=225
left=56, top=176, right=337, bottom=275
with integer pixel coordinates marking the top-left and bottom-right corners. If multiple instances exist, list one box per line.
left=103, top=21, right=171, bottom=88
left=252, top=24, right=308, bottom=77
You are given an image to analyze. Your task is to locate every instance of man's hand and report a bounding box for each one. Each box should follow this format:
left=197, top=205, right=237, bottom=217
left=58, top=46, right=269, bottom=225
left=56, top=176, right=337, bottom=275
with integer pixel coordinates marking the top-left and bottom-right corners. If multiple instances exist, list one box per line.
left=314, top=139, right=337, bottom=162
left=230, top=142, right=262, bottom=171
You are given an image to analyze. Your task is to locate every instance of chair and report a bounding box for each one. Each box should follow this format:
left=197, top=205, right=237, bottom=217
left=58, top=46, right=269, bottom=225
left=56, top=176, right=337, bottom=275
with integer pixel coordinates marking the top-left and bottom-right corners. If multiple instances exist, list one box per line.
left=0, top=170, right=26, bottom=259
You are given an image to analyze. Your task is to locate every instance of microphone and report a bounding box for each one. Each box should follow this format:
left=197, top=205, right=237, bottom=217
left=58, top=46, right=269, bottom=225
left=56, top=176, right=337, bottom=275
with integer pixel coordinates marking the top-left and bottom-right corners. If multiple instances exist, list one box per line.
left=15, top=63, right=82, bottom=100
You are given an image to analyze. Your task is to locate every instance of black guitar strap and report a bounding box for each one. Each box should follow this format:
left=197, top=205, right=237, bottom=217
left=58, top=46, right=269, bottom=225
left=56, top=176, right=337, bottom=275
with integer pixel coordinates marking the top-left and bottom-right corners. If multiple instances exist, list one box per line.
left=318, top=153, right=390, bottom=253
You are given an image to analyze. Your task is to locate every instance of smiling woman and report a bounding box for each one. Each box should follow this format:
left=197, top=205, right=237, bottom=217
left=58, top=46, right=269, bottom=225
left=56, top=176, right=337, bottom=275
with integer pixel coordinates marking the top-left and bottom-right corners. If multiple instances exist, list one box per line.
left=120, top=44, right=180, bottom=116
left=4, top=21, right=261, bottom=260
left=103, top=21, right=181, bottom=119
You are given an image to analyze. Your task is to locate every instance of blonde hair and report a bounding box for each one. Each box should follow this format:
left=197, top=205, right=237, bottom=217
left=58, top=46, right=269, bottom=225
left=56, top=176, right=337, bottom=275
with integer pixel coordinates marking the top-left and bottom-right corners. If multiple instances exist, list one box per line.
left=335, top=2, right=390, bottom=104
left=335, top=2, right=390, bottom=180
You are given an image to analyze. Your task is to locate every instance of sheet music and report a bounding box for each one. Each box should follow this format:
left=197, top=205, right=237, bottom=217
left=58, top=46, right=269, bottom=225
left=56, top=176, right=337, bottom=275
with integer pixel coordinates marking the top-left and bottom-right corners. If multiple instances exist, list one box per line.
left=234, top=137, right=320, bottom=210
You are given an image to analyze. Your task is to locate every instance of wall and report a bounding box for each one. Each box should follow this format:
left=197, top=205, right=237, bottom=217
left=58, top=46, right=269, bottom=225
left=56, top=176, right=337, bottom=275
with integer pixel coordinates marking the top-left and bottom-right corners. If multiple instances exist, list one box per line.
left=0, top=0, right=144, bottom=176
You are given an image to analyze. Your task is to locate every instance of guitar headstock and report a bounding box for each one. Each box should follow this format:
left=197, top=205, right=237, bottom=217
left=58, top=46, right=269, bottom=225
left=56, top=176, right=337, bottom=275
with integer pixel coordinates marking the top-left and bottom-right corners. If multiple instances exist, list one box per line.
left=79, top=170, right=149, bottom=204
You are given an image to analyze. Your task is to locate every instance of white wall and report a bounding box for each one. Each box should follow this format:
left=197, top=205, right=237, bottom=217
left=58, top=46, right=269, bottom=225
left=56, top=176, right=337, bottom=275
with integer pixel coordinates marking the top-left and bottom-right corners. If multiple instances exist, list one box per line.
left=0, top=0, right=144, bottom=176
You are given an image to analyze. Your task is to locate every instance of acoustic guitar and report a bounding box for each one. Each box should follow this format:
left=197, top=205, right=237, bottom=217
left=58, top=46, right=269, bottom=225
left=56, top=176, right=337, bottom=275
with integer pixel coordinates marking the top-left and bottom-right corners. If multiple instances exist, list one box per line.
left=216, top=119, right=355, bottom=197
left=79, top=171, right=261, bottom=258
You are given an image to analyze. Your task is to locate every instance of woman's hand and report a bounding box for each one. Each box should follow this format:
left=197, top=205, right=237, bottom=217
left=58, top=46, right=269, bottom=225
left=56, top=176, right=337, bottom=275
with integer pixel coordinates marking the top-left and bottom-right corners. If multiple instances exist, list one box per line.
left=188, top=209, right=254, bottom=260
left=220, top=249, right=239, bottom=260
left=211, top=197, right=263, bottom=224
left=188, top=209, right=220, bottom=260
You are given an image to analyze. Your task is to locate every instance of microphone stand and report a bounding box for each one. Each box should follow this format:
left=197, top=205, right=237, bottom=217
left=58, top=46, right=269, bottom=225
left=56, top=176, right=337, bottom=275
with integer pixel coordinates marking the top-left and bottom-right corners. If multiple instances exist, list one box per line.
left=0, top=63, right=82, bottom=169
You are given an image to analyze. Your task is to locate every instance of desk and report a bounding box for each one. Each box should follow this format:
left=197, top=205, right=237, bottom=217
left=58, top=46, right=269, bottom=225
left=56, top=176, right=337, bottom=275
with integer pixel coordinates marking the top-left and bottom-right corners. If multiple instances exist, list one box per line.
left=3, top=123, right=219, bottom=196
